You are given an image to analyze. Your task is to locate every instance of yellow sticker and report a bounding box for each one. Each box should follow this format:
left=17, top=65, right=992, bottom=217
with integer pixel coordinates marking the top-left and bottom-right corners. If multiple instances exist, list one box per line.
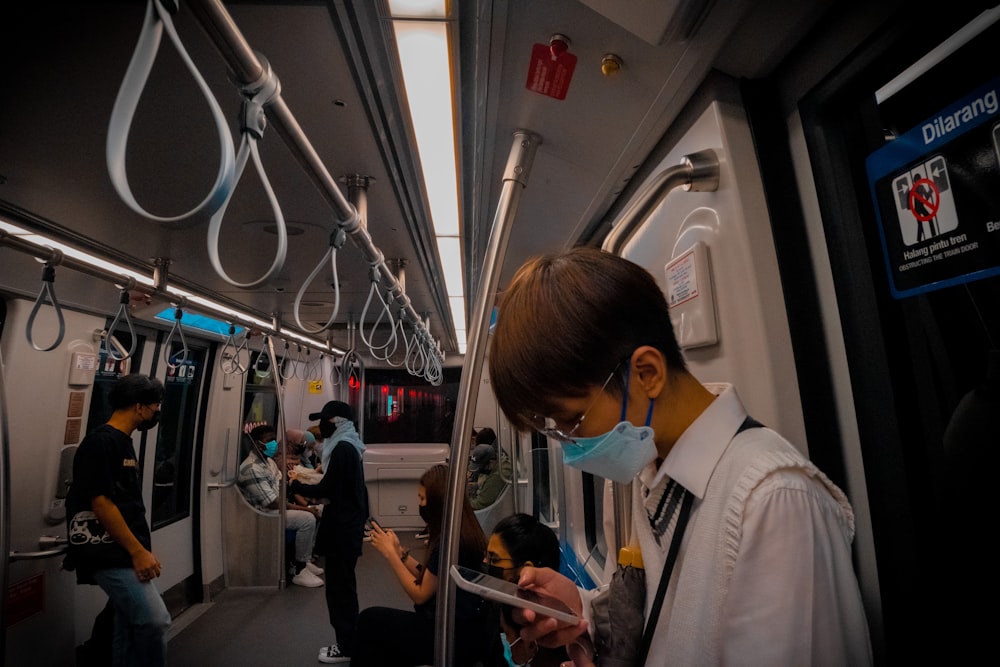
left=308, top=380, right=323, bottom=394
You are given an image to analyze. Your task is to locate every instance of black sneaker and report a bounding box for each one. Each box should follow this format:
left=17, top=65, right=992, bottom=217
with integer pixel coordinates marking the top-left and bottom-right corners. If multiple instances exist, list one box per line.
left=318, top=644, right=350, bottom=664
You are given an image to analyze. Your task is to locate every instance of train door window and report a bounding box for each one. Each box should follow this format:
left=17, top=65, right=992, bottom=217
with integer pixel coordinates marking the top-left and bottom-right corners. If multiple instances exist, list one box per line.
left=86, top=332, right=147, bottom=435
left=796, top=9, right=998, bottom=660
left=150, top=347, right=207, bottom=528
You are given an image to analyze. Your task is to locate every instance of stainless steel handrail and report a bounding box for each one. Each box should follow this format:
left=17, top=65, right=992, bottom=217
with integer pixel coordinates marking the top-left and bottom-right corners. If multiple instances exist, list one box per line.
left=601, top=148, right=720, bottom=569
left=9, top=536, right=69, bottom=562
left=185, top=0, right=446, bottom=360
left=602, top=149, right=720, bottom=255
left=435, top=130, right=540, bottom=666
left=207, top=428, right=238, bottom=489
left=0, top=341, right=11, bottom=659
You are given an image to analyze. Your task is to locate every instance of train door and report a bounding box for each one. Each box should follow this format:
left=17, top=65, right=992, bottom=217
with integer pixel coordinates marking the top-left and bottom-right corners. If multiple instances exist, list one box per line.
left=146, top=332, right=212, bottom=618
left=783, top=10, right=1000, bottom=662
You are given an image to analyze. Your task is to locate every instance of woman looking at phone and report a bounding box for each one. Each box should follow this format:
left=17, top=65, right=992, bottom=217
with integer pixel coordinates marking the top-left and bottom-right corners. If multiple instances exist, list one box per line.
left=353, top=464, right=501, bottom=666
left=486, top=513, right=569, bottom=667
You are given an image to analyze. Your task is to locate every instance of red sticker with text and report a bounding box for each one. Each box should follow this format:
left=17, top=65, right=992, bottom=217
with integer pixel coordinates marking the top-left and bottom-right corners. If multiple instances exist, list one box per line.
left=525, top=43, right=577, bottom=100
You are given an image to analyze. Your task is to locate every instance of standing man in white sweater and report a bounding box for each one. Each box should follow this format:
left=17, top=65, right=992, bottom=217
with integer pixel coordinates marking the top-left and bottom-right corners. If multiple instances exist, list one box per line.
left=488, top=247, right=872, bottom=666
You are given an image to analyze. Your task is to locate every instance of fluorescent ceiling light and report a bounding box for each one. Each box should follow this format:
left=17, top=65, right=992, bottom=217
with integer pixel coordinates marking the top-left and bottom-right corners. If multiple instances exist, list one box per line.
left=436, top=236, right=463, bottom=297
left=0, top=219, right=338, bottom=354
left=394, top=21, right=459, bottom=237
left=0, top=220, right=153, bottom=288
left=392, top=15, right=465, bottom=355
left=388, top=0, right=446, bottom=19
left=450, top=296, right=467, bottom=354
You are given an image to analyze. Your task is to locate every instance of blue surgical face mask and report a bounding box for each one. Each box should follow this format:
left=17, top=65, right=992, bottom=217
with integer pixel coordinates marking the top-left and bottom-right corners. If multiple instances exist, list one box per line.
left=560, top=370, right=657, bottom=483
left=262, top=439, right=278, bottom=458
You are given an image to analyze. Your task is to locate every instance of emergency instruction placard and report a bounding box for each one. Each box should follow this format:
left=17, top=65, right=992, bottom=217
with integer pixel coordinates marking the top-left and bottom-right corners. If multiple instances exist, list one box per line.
left=866, top=76, right=1000, bottom=298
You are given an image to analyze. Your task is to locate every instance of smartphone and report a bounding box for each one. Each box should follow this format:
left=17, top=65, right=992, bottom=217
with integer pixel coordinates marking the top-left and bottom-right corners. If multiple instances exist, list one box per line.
left=367, top=517, right=382, bottom=531
left=450, top=565, right=579, bottom=625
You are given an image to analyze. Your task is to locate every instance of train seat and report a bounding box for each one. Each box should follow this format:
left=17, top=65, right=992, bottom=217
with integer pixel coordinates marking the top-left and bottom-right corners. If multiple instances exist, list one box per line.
left=474, top=481, right=515, bottom=537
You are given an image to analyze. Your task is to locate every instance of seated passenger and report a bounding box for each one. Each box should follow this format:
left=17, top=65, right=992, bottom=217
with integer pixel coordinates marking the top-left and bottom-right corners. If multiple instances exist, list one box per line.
left=237, top=424, right=324, bottom=588
left=487, top=513, right=568, bottom=667
left=355, top=464, right=501, bottom=666
left=468, top=444, right=506, bottom=510
left=476, top=427, right=512, bottom=478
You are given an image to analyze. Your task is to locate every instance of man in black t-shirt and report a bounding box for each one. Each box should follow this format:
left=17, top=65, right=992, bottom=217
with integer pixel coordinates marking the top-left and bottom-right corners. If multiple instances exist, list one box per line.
left=66, top=374, right=171, bottom=666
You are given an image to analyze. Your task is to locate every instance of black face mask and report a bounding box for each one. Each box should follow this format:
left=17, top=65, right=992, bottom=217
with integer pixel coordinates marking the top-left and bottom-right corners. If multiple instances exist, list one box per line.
left=137, top=412, right=160, bottom=432
left=487, top=564, right=510, bottom=581
left=418, top=504, right=431, bottom=524
left=319, top=419, right=336, bottom=438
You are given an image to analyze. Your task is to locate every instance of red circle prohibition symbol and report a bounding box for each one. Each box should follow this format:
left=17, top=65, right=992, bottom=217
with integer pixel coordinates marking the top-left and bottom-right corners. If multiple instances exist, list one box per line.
left=908, top=178, right=940, bottom=222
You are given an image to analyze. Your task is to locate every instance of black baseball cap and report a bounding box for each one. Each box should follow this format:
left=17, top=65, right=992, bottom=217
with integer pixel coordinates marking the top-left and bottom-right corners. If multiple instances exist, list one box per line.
left=308, top=400, right=354, bottom=422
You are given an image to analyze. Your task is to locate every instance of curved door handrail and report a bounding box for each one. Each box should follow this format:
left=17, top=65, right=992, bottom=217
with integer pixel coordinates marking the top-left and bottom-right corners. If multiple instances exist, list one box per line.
left=601, top=149, right=720, bottom=255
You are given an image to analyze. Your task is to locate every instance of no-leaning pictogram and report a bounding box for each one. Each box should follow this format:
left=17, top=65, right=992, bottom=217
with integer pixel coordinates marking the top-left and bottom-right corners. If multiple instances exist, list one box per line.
left=908, top=177, right=940, bottom=222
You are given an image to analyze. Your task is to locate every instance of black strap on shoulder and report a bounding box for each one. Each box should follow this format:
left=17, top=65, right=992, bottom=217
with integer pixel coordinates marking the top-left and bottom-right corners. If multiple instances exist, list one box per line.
left=634, top=415, right=761, bottom=665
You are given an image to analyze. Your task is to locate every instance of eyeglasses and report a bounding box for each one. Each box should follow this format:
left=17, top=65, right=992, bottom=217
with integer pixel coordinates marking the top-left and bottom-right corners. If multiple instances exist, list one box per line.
left=485, top=554, right=518, bottom=568
left=526, top=359, right=625, bottom=444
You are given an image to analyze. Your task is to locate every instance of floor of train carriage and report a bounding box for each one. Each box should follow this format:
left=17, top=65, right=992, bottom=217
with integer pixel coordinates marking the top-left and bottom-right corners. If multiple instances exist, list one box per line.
left=167, top=530, right=428, bottom=666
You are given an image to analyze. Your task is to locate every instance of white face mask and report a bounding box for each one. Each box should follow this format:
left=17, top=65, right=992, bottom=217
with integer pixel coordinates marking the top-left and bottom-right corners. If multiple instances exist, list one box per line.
left=560, top=370, right=657, bottom=483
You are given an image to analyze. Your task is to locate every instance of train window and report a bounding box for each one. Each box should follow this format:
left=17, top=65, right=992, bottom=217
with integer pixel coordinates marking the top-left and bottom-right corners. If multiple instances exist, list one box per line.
left=529, top=431, right=555, bottom=523
left=362, top=367, right=462, bottom=443
left=581, top=472, right=608, bottom=570
left=150, top=347, right=206, bottom=529
left=243, top=351, right=279, bottom=443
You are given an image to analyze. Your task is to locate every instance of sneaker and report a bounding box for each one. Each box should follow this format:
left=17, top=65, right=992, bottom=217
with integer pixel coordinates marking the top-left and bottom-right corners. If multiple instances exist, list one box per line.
left=304, top=561, right=324, bottom=576
left=318, top=644, right=350, bottom=664
left=291, top=569, right=324, bottom=587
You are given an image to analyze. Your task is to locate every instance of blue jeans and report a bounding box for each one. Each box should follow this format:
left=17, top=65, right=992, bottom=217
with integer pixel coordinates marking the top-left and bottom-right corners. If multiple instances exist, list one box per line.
left=93, top=568, right=171, bottom=667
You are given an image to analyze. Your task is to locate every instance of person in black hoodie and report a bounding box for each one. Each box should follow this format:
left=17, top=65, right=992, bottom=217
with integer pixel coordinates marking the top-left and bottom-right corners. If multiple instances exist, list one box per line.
left=289, top=400, right=368, bottom=664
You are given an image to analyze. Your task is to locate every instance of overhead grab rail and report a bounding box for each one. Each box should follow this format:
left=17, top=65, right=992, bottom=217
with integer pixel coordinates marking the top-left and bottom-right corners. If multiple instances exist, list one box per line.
left=107, top=0, right=235, bottom=225
left=26, top=260, right=66, bottom=352
left=601, top=149, right=721, bottom=254
left=0, top=225, right=336, bottom=358
left=105, top=284, right=138, bottom=361
left=183, top=0, right=444, bottom=369
left=207, top=428, right=238, bottom=489
left=601, top=148, right=720, bottom=576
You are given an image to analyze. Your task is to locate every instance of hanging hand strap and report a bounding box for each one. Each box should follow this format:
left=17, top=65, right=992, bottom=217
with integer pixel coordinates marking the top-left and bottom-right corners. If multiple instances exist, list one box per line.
left=107, top=0, right=235, bottom=225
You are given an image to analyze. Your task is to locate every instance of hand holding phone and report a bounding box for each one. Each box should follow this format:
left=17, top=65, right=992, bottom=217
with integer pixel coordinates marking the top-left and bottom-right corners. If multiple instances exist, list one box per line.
left=450, top=565, right=580, bottom=625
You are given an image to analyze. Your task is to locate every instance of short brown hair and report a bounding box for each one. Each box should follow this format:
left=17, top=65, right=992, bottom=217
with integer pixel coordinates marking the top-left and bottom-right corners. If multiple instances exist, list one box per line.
left=489, top=247, right=685, bottom=431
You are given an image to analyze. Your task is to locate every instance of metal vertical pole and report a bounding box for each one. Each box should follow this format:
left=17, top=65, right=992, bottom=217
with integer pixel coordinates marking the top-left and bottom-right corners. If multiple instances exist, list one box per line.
left=266, top=335, right=288, bottom=589
left=0, top=343, right=11, bottom=659
left=435, top=130, right=540, bottom=666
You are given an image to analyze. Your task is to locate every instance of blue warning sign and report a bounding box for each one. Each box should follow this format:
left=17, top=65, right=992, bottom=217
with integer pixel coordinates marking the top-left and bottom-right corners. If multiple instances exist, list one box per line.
left=866, top=76, right=1000, bottom=298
